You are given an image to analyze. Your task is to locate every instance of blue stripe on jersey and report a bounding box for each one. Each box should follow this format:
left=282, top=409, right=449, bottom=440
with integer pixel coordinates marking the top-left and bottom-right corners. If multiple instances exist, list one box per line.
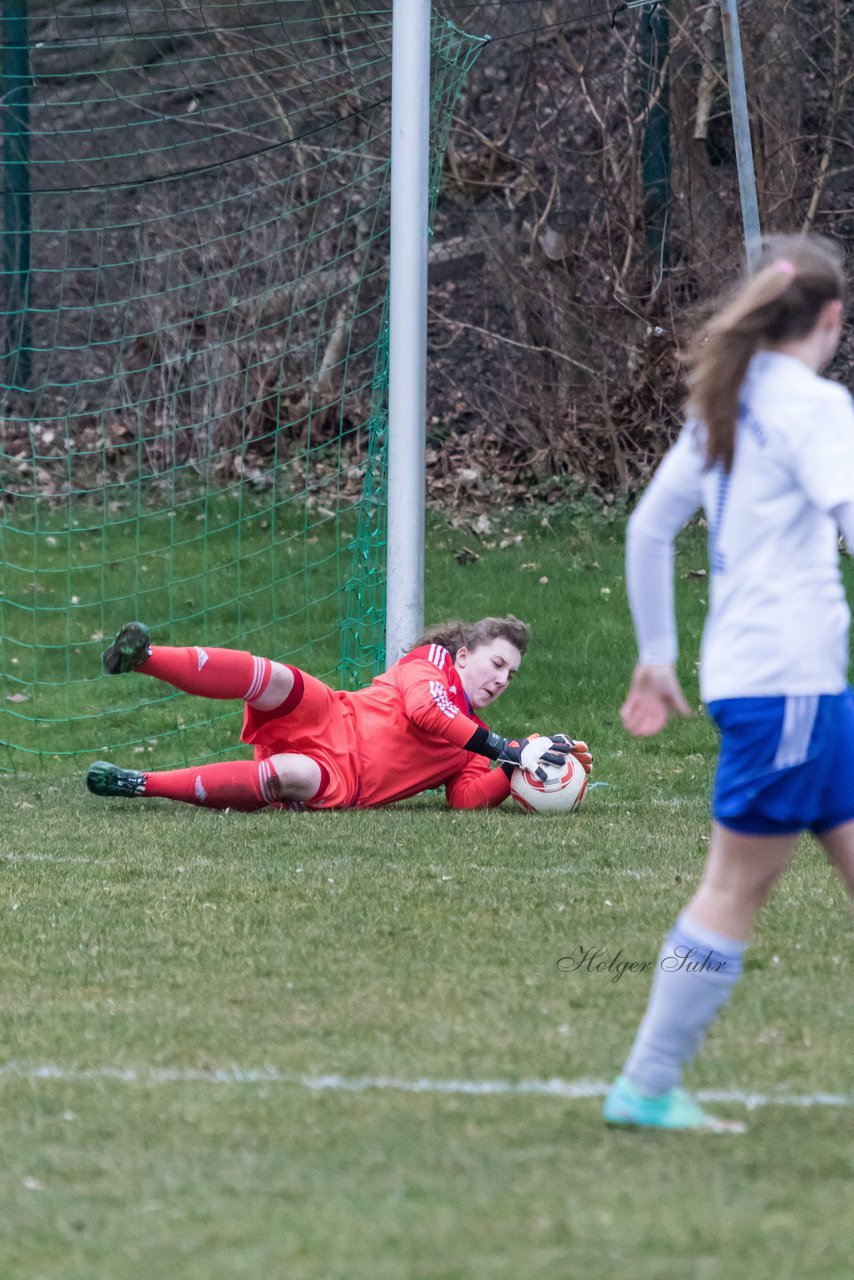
left=739, top=400, right=768, bottom=447
left=709, top=461, right=730, bottom=574
left=707, top=404, right=768, bottom=574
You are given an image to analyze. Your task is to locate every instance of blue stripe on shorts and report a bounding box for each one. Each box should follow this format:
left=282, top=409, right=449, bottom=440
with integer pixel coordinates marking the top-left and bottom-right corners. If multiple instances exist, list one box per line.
left=708, top=687, right=854, bottom=836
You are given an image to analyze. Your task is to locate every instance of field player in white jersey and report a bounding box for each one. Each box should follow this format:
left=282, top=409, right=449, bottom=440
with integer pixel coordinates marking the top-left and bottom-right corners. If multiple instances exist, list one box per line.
left=603, top=234, right=854, bottom=1132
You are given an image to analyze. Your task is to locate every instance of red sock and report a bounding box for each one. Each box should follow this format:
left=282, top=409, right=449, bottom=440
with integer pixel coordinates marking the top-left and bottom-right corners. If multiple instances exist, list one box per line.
left=139, top=646, right=272, bottom=702
left=143, top=759, right=278, bottom=811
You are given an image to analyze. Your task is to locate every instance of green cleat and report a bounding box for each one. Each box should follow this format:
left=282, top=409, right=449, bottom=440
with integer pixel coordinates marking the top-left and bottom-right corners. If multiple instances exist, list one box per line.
left=86, top=761, right=147, bottom=798
left=603, top=1075, right=746, bottom=1134
left=102, top=621, right=151, bottom=674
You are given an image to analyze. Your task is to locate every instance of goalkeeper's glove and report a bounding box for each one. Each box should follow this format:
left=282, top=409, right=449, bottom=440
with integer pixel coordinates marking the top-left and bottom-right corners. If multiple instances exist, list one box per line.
left=549, top=733, right=593, bottom=774
left=465, top=728, right=574, bottom=781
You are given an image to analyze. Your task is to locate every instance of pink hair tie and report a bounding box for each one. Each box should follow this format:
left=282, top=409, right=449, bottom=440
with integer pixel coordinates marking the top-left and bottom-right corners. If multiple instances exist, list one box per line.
left=771, top=258, right=796, bottom=277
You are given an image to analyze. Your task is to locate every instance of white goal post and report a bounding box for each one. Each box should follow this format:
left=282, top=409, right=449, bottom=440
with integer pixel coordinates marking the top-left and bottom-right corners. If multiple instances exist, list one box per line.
left=385, top=0, right=431, bottom=667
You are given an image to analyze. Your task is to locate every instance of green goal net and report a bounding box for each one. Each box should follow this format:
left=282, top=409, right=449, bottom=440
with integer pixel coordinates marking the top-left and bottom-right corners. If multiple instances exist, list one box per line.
left=0, top=2, right=483, bottom=772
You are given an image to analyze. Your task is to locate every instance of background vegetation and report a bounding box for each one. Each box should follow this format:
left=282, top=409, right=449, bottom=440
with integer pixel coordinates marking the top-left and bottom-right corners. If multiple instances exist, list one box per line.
left=428, top=0, right=852, bottom=496
left=1, top=1, right=850, bottom=505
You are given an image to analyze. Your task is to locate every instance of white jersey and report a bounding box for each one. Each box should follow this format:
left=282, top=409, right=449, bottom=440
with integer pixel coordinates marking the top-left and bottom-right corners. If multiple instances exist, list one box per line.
left=628, top=351, right=854, bottom=702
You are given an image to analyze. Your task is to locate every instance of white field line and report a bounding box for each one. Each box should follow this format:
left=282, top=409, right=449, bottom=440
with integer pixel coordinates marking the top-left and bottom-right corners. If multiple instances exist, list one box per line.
left=2, top=852, right=215, bottom=869
left=2, top=852, right=113, bottom=866
left=0, top=1063, right=850, bottom=1111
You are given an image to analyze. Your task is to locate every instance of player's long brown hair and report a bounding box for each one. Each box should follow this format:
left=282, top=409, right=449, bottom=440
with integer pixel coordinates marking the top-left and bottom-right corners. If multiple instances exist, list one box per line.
left=688, top=234, right=845, bottom=473
left=412, top=614, right=529, bottom=660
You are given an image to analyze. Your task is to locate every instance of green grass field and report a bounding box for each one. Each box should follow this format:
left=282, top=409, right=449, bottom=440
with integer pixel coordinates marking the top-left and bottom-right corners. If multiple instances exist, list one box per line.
left=0, top=489, right=371, bottom=770
left=3, top=508, right=854, bottom=1279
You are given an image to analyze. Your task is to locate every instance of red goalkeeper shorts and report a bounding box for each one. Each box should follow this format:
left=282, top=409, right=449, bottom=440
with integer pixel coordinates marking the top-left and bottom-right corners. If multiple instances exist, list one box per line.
left=241, top=666, right=361, bottom=809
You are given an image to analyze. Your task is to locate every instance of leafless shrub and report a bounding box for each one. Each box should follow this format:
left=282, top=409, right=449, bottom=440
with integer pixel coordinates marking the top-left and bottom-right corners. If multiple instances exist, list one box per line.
left=0, top=1, right=392, bottom=500
left=428, top=0, right=852, bottom=496
left=1, top=1, right=850, bottom=505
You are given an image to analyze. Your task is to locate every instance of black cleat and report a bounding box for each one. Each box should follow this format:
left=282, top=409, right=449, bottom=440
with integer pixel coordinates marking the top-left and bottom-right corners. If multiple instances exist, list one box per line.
left=86, top=761, right=147, bottom=798
left=102, top=622, right=151, bottom=674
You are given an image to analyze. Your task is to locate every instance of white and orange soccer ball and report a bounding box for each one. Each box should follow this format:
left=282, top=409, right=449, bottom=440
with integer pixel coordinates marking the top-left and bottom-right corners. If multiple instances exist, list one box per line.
left=510, top=751, right=588, bottom=815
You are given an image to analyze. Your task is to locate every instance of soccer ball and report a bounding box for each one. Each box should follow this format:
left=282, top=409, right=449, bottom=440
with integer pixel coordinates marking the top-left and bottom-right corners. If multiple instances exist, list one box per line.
left=510, top=752, right=588, bottom=814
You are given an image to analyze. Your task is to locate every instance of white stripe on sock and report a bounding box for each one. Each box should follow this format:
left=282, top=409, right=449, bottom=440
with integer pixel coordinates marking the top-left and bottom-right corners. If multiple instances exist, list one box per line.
left=258, top=759, right=277, bottom=804
left=244, top=655, right=266, bottom=702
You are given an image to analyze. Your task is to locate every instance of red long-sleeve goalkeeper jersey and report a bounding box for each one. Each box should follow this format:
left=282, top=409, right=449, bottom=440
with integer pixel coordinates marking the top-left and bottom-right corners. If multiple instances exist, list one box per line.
left=344, top=644, right=511, bottom=809
left=243, top=644, right=512, bottom=809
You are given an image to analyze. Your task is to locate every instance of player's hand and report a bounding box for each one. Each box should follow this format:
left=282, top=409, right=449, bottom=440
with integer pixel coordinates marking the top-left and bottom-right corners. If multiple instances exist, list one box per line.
left=550, top=734, right=593, bottom=774
left=620, top=663, right=691, bottom=737
left=520, top=734, right=571, bottom=773
left=514, top=737, right=573, bottom=773
left=481, top=731, right=569, bottom=780
left=497, top=734, right=570, bottom=781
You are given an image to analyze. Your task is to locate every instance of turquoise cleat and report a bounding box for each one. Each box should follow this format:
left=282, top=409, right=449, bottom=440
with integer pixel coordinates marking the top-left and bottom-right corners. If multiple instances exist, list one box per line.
left=102, top=621, right=151, bottom=674
left=603, top=1075, right=746, bottom=1133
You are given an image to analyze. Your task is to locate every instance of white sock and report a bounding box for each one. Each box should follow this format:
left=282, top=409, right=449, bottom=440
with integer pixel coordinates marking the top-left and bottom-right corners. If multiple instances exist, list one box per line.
left=623, top=912, right=747, bottom=1097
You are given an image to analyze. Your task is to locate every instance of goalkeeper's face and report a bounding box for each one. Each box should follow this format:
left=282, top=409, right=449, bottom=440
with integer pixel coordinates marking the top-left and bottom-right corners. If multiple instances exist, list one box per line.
left=456, top=639, right=522, bottom=710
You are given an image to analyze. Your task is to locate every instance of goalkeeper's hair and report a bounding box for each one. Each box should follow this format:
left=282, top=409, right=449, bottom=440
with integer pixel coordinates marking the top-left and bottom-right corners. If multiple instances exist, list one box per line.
left=412, top=614, right=530, bottom=660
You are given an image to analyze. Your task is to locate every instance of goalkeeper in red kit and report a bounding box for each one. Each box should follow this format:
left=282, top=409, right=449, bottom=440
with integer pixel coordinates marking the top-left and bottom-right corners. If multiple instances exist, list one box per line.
left=86, top=616, right=592, bottom=812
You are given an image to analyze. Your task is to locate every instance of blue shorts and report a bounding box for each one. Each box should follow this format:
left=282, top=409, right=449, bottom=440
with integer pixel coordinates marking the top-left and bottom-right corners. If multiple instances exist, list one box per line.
left=708, top=688, right=854, bottom=836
